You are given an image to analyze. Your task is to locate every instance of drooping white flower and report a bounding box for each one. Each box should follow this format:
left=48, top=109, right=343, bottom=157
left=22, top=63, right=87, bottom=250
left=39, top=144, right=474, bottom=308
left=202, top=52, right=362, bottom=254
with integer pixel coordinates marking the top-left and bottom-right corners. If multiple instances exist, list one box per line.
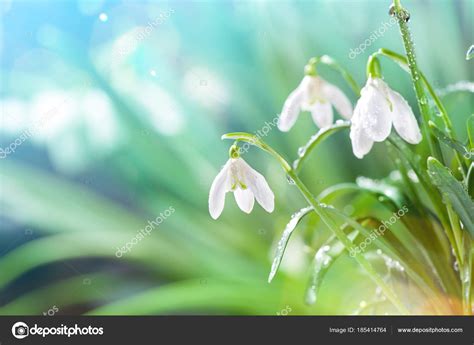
left=209, top=157, right=274, bottom=219
left=278, top=75, right=353, bottom=132
left=350, top=77, right=422, bottom=159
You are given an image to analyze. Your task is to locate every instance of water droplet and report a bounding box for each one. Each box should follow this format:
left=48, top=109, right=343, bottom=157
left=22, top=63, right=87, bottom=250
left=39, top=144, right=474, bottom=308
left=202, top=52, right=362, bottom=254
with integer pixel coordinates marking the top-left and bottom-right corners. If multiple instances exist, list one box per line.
left=297, top=146, right=305, bottom=157
left=388, top=4, right=396, bottom=16
left=376, top=249, right=383, bottom=255
left=343, top=205, right=354, bottom=215
left=150, top=69, right=157, bottom=77
left=466, top=45, right=474, bottom=60
left=99, top=13, right=108, bottom=22
left=359, top=300, right=367, bottom=308
left=454, top=261, right=459, bottom=272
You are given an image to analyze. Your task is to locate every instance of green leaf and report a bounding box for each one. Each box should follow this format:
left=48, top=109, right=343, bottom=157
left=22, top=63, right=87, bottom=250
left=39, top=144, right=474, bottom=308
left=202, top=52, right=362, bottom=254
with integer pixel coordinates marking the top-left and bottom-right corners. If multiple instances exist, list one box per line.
left=87, top=279, right=281, bottom=315
left=467, top=163, right=474, bottom=199
left=467, top=115, right=474, bottom=150
left=427, top=157, right=474, bottom=237
left=355, top=176, right=406, bottom=208
left=268, top=207, right=313, bottom=283
left=429, top=121, right=472, bottom=160
left=305, top=232, right=357, bottom=305
left=466, top=45, right=474, bottom=60
left=293, top=121, right=350, bottom=173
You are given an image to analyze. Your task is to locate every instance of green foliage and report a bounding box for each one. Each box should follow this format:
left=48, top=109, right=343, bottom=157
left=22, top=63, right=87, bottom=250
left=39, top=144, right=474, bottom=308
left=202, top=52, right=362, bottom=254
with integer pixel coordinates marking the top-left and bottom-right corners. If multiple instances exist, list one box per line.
left=427, top=158, right=474, bottom=238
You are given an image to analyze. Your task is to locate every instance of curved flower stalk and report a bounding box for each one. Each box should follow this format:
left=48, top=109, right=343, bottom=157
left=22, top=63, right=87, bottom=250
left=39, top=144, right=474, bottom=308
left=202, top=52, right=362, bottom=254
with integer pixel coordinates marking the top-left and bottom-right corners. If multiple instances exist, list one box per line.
left=350, top=73, right=422, bottom=159
left=278, top=59, right=353, bottom=131
left=208, top=145, right=274, bottom=219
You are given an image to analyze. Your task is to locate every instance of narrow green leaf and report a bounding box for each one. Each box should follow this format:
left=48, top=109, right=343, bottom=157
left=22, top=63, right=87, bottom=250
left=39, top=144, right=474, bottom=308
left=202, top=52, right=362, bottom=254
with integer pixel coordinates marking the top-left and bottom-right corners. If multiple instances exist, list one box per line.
left=305, top=232, right=357, bottom=305
left=293, top=121, right=350, bottom=173
left=467, top=115, right=474, bottom=149
left=427, top=157, right=474, bottom=237
left=268, top=207, right=313, bottom=283
left=87, top=279, right=281, bottom=315
left=467, top=163, right=474, bottom=198
left=355, top=176, right=406, bottom=208
left=466, top=45, right=474, bottom=60
left=429, top=121, right=471, bottom=160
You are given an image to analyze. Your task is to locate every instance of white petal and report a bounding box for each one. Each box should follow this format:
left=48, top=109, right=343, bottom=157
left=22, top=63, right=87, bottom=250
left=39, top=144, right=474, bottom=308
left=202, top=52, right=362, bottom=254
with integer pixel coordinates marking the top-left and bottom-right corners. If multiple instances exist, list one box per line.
left=357, top=79, right=392, bottom=142
left=208, top=161, right=231, bottom=219
left=234, top=188, right=255, bottom=214
left=300, top=75, right=321, bottom=105
left=307, top=101, right=333, bottom=128
left=237, top=159, right=275, bottom=213
left=387, top=89, right=422, bottom=144
left=350, top=109, right=374, bottom=159
left=278, top=87, right=303, bottom=132
left=350, top=124, right=374, bottom=159
left=322, top=82, right=353, bottom=119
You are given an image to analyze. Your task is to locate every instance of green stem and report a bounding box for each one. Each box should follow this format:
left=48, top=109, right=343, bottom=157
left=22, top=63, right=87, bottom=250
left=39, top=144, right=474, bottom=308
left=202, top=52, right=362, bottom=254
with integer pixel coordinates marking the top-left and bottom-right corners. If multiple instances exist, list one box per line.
left=309, top=55, right=361, bottom=96
left=366, top=55, right=382, bottom=79
left=390, top=1, right=443, bottom=162
left=293, top=121, right=350, bottom=173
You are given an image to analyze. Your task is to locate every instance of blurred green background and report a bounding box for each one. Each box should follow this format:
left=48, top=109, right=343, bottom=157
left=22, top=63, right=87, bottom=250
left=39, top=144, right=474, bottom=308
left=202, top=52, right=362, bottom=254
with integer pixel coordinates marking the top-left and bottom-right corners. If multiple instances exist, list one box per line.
left=0, top=0, right=472, bottom=315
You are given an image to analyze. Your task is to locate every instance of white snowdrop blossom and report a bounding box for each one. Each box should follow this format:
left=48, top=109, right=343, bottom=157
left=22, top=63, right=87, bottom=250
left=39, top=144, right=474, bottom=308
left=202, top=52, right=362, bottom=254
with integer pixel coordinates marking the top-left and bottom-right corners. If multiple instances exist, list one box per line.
left=209, top=157, right=274, bottom=219
left=278, top=75, right=353, bottom=131
left=350, top=77, right=422, bottom=159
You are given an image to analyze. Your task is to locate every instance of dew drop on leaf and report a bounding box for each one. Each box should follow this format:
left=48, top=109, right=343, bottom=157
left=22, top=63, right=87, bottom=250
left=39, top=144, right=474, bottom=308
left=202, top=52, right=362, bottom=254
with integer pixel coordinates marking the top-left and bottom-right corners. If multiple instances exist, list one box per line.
left=297, top=146, right=305, bottom=157
left=454, top=261, right=459, bottom=272
left=466, top=45, right=474, bottom=60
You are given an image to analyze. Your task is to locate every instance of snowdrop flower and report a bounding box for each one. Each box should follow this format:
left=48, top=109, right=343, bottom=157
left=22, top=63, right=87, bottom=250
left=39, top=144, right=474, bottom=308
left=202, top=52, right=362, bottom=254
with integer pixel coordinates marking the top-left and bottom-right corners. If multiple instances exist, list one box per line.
left=350, top=77, right=422, bottom=159
left=278, top=75, right=353, bottom=131
left=209, top=146, right=274, bottom=219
